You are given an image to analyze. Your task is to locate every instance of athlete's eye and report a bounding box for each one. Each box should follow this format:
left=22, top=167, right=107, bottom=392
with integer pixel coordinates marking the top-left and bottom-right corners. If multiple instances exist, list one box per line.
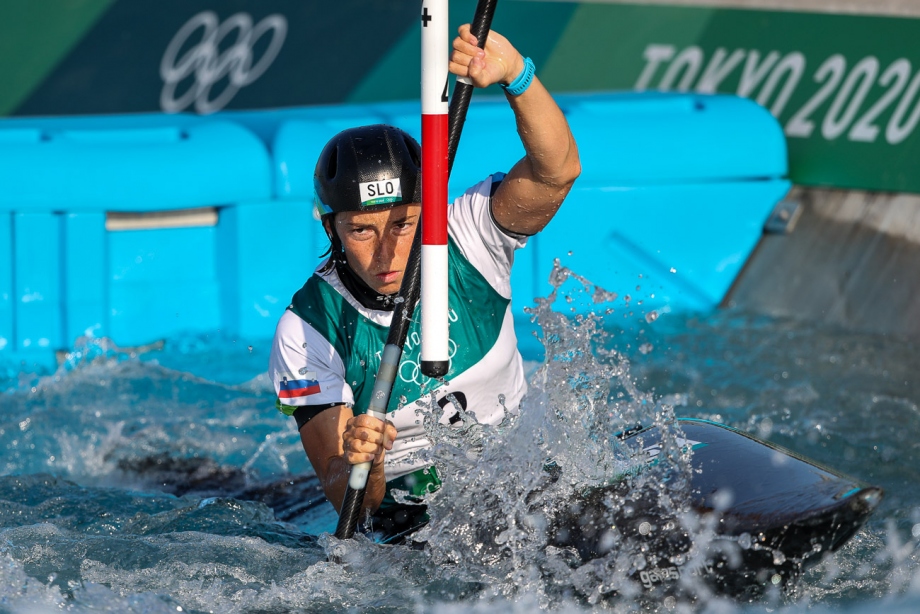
left=393, top=220, right=415, bottom=233
left=349, top=226, right=372, bottom=238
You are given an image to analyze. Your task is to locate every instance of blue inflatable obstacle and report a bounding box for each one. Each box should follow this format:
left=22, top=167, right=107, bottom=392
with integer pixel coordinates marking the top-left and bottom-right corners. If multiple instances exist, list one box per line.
left=0, top=93, right=788, bottom=370
left=0, top=121, right=289, bottom=369
left=520, top=94, right=789, bottom=314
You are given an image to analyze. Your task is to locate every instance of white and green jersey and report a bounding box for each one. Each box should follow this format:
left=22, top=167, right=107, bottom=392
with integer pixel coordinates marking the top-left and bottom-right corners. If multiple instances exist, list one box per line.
left=270, top=174, right=527, bottom=500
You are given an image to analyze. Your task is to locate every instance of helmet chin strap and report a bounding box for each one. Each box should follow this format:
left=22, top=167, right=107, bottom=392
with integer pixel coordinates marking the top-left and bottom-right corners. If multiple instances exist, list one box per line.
left=327, top=221, right=398, bottom=312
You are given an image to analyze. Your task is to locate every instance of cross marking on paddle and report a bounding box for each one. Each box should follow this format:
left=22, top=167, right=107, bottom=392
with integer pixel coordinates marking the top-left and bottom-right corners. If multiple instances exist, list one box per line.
left=421, top=7, right=432, bottom=26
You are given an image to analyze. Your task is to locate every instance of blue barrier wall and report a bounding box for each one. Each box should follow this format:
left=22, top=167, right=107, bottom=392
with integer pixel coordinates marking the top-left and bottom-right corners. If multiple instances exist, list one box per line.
left=0, top=93, right=789, bottom=369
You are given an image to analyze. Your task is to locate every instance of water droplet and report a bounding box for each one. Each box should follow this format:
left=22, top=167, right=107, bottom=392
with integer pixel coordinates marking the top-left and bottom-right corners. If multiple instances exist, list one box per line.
left=247, top=345, right=253, bottom=353
left=592, top=286, right=618, bottom=304
left=638, top=343, right=653, bottom=355
left=713, top=488, right=734, bottom=510
left=738, top=532, right=752, bottom=549
left=298, top=367, right=309, bottom=375
left=669, top=267, right=677, bottom=274
left=645, top=311, right=659, bottom=323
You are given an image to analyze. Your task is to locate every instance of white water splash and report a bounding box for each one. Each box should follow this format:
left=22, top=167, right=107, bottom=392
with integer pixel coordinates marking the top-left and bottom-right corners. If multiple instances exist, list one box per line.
left=381, top=261, right=699, bottom=608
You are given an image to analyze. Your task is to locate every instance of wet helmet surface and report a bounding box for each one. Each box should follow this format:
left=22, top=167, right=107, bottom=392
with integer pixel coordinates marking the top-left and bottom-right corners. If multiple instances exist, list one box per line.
left=314, top=124, right=422, bottom=217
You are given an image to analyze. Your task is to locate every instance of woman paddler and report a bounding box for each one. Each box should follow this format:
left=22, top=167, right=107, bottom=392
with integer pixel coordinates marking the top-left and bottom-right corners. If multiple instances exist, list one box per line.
left=269, top=26, right=580, bottom=540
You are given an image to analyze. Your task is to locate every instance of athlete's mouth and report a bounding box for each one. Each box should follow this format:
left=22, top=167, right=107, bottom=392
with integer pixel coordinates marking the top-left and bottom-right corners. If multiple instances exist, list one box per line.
left=375, top=271, right=400, bottom=283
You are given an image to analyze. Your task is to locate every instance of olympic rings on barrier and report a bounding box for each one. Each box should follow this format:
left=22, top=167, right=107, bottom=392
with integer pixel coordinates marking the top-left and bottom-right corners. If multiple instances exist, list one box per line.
left=160, top=11, right=287, bottom=114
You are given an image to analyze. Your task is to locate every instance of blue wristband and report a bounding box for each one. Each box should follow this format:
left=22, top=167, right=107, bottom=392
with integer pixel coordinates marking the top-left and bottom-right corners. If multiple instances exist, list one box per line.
left=502, top=57, right=535, bottom=97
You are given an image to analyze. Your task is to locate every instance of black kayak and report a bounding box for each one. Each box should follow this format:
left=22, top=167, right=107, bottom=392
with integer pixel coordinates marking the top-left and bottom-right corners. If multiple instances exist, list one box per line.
left=366, top=418, right=881, bottom=598
left=549, top=418, right=883, bottom=598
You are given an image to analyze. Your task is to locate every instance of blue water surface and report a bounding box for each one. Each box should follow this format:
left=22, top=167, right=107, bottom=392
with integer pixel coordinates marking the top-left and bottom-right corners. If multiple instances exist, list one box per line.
left=1, top=277, right=918, bottom=613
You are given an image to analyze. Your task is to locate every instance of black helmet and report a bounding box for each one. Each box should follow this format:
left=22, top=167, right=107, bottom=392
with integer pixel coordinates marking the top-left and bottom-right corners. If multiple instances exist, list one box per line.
left=313, top=124, right=422, bottom=217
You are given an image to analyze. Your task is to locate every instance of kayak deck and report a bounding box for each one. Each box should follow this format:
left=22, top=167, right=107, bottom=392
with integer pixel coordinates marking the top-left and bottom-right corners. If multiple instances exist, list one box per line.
left=549, top=419, right=883, bottom=598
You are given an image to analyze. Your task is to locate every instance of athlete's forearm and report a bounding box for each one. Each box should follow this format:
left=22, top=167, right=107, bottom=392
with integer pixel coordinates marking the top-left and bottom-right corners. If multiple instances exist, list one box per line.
left=492, top=64, right=580, bottom=236
left=491, top=79, right=580, bottom=236
left=506, top=76, right=580, bottom=190
left=300, top=407, right=390, bottom=516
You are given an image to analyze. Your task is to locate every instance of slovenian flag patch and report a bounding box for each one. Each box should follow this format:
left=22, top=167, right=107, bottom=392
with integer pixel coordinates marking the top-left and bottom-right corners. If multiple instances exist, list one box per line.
left=279, top=373, right=321, bottom=399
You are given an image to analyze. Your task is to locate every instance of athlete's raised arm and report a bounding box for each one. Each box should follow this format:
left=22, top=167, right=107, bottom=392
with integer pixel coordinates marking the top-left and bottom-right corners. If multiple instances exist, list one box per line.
left=449, top=25, right=580, bottom=236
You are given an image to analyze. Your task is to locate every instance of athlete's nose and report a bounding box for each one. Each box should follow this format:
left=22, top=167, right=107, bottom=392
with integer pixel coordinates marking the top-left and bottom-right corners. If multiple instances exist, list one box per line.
left=375, top=234, right=397, bottom=266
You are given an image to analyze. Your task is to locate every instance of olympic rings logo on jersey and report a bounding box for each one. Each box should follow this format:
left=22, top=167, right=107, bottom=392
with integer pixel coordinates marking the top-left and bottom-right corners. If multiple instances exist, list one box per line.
left=160, top=11, right=287, bottom=114
left=399, top=339, right=458, bottom=387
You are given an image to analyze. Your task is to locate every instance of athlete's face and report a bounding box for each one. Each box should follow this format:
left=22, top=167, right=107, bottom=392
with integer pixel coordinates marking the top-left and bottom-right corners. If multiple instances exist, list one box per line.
left=333, top=204, right=421, bottom=295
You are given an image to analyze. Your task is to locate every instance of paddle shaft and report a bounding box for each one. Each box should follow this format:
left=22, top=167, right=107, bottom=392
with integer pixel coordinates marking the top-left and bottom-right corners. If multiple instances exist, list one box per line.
left=334, top=0, right=498, bottom=540
left=448, top=0, right=498, bottom=174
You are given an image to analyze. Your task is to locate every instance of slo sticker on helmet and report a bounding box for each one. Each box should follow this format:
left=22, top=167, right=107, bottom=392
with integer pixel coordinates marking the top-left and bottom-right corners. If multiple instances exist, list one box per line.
left=359, top=178, right=403, bottom=207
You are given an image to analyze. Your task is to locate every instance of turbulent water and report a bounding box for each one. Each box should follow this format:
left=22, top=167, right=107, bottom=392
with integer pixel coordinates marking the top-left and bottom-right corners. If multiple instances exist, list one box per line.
left=1, top=265, right=919, bottom=613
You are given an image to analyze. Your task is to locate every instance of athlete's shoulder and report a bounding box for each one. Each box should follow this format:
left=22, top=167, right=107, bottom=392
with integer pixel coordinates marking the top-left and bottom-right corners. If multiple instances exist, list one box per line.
left=284, top=275, right=321, bottom=324
left=456, top=172, right=505, bottom=204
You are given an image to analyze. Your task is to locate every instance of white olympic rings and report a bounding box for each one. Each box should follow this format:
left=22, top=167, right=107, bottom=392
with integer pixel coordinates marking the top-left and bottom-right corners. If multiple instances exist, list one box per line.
left=399, top=339, right=459, bottom=386
left=160, top=11, right=287, bottom=114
